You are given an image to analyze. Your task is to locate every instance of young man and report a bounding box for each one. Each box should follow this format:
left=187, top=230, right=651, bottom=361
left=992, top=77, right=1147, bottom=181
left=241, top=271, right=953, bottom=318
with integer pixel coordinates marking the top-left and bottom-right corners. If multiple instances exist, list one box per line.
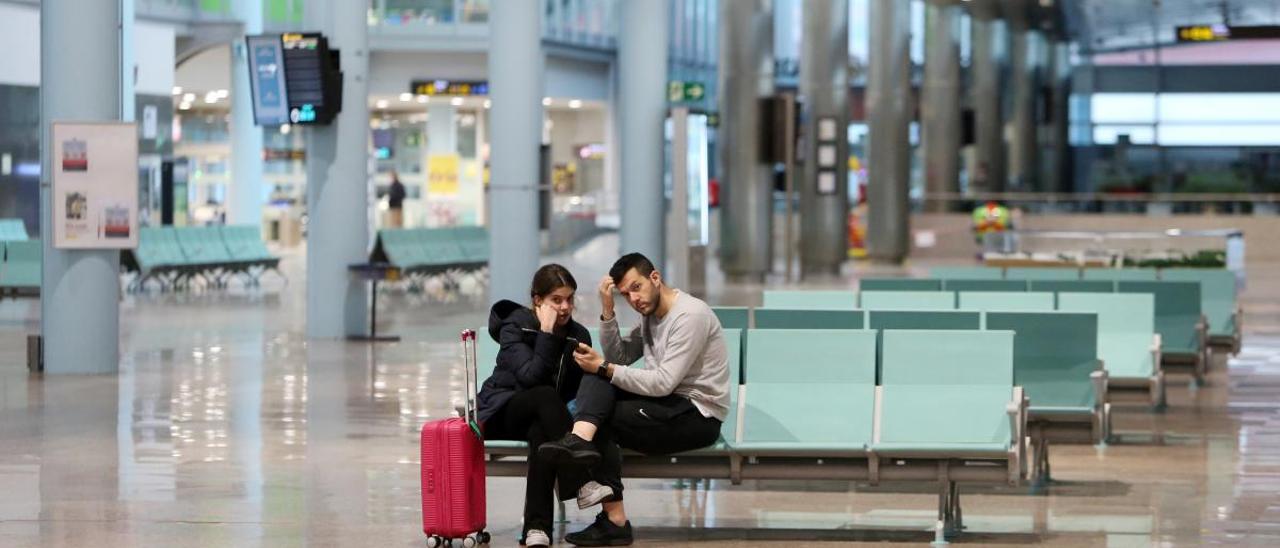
left=538, top=253, right=730, bottom=546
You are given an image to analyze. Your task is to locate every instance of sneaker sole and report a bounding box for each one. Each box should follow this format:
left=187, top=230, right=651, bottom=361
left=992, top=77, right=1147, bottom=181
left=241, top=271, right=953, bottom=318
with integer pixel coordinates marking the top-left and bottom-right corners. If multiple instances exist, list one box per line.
left=537, top=443, right=601, bottom=466
left=563, top=537, right=633, bottom=547
left=576, top=488, right=613, bottom=510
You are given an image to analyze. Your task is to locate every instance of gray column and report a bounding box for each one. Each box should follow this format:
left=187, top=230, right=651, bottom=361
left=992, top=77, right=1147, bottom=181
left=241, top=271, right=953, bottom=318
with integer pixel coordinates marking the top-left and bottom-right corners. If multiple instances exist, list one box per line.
left=1048, top=40, right=1072, bottom=193
left=618, top=0, right=669, bottom=267
left=230, top=0, right=266, bottom=226
left=487, top=0, right=543, bottom=303
left=717, top=0, right=774, bottom=282
left=922, top=0, right=963, bottom=212
left=304, top=0, right=369, bottom=338
left=970, top=3, right=1007, bottom=193
left=39, top=0, right=125, bottom=374
left=865, top=0, right=912, bottom=264
left=1009, top=24, right=1041, bottom=191
left=798, top=0, right=850, bottom=277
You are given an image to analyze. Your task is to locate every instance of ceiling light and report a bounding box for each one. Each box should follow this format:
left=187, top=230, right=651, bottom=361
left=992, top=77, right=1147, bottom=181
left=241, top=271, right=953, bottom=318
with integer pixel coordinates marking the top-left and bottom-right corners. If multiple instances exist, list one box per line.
left=182, top=93, right=196, bottom=103
left=450, top=97, right=464, bottom=107
left=376, top=100, right=389, bottom=109
left=483, top=100, right=492, bottom=109
left=416, top=95, right=429, bottom=104
left=569, top=99, right=582, bottom=109
left=204, top=95, right=218, bottom=104
left=171, top=86, right=183, bottom=95
left=280, top=124, right=291, bottom=135
left=399, top=93, right=413, bottom=102
left=542, top=97, right=552, bottom=106
left=179, top=102, right=192, bottom=110
left=215, top=89, right=229, bottom=98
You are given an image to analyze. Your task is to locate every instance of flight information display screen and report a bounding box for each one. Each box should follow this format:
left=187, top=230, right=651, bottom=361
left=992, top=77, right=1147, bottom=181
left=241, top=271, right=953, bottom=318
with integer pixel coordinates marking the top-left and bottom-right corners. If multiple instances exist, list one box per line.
left=245, top=33, right=343, bottom=126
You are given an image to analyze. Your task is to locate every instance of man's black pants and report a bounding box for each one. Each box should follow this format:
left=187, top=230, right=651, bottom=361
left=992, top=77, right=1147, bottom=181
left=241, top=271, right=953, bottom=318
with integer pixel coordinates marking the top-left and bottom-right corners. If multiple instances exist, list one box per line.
left=572, top=375, right=722, bottom=501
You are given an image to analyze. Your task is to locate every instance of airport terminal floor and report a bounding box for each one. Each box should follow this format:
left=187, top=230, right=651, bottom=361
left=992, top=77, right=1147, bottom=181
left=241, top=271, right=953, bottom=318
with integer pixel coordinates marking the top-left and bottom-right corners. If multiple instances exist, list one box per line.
left=2, top=233, right=1280, bottom=547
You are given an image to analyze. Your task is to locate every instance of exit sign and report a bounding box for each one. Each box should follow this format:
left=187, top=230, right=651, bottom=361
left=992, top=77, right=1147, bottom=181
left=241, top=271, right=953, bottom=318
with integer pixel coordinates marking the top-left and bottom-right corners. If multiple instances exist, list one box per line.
left=668, top=81, right=706, bottom=103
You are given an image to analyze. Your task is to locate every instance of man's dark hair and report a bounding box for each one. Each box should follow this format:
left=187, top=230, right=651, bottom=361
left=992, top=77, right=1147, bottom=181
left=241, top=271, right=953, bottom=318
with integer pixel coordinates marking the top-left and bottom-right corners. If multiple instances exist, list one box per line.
left=609, top=253, right=656, bottom=285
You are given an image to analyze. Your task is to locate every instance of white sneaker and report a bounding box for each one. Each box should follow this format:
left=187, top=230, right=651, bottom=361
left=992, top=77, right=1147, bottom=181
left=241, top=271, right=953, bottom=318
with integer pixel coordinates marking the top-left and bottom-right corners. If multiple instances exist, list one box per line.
left=576, top=481, right=615, bottom=510
left=524, top=529, right=551, bottom=547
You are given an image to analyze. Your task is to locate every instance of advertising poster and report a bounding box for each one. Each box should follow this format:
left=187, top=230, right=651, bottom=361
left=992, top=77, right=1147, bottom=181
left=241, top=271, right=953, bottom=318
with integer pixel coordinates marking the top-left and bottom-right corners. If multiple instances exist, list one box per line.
left=51, top=122, right=139, bottom=249
left=427, top=154, right=460, bottom=195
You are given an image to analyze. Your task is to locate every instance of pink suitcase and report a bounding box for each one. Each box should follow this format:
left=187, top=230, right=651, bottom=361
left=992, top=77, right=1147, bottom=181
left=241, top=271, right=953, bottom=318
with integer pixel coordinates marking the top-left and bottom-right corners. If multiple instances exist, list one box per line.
left=421, top=329, right=489, bottom=547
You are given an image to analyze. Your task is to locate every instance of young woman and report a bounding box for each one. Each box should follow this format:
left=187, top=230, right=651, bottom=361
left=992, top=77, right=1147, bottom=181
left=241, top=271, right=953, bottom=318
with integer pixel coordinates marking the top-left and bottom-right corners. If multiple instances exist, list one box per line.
left=476, top=264, right=591, bottom=547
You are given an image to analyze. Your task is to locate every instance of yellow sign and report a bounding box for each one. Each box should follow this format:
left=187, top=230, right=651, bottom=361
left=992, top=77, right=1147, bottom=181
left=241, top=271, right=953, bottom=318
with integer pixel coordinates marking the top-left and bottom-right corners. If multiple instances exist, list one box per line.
left=427, top=154, right=460, bottom=195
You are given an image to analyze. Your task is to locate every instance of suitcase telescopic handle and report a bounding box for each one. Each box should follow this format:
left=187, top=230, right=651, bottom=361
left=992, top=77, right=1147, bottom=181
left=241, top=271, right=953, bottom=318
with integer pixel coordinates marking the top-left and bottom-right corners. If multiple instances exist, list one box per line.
left=460, top=329, right=481, bottom=436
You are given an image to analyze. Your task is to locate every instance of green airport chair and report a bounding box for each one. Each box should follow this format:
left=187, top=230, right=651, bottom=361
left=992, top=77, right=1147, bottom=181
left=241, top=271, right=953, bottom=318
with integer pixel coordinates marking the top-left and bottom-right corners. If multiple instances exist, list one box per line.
left=712, top=307, right=751, bottom=330
left=859, top=290, right=955, bottom=311
left=958, top=291, right=1055, bottom=312
left=944, top=279, right=1029, bottom=292
left=1005, top=267, right=1080, bottom=281
left=859, top=278, right=943, bottom=291
left=929, top=266, right=1004, bottom=279
left=753, top=309, right=864, bottom=330
left=1058, top=293, right=1164, bottom=407
left=761, top=290, right=857, bottom=310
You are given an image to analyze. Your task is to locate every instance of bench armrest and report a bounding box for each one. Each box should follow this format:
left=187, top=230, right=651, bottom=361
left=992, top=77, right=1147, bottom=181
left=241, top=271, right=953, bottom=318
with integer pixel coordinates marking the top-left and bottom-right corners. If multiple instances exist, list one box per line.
left=1151, top=333, right=1163, bottom=371
left=1007, top=386, right=1026, bottom=484
left=1090, top=368, right=1108, bottom=412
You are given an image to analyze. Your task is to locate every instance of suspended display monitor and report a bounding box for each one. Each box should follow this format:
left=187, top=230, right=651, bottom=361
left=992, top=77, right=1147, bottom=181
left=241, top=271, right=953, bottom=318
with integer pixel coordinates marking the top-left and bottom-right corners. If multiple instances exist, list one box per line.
left=246, top=33, right=343, bottom=126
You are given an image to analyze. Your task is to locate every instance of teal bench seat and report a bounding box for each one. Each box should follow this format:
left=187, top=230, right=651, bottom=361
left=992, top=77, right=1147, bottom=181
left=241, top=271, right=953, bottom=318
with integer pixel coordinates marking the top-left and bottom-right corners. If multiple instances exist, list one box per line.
left=761, top=289, right=857, bottom=310
left=1161, top=268, right=1240, bottom=353
left=1058, top=292, right=1164, bottom=408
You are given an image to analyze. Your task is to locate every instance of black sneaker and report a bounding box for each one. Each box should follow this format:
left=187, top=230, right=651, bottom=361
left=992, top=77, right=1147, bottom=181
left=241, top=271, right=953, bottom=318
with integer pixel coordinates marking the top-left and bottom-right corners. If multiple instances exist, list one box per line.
left=538, top=433, right=601, bottom=466
left=564, top=511, right=633, bottom=546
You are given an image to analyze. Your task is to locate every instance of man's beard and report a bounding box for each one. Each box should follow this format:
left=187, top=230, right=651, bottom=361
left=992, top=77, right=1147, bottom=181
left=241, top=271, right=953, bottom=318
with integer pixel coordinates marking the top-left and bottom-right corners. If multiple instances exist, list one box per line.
left=640, top=284, right=662, bottom=317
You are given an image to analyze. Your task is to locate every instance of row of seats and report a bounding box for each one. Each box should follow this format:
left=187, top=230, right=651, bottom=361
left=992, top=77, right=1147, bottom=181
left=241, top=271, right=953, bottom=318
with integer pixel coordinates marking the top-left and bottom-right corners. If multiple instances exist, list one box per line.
left=477, top=328, right=1027, bottom=542
left=0, top=218, right=30, bottom=242
left=718, top=303, right=1109, bottom=483
left=842, top=278, right=1211, bottom=384
left=932, top=265, right=1240, bottom=352
left=720, top=294, right=1161, bottom=408
left=0, top=240, right=41, bottom=296
left=123, top=225, right=281, bottom=290
left=370, top=227, right=489, bottom=275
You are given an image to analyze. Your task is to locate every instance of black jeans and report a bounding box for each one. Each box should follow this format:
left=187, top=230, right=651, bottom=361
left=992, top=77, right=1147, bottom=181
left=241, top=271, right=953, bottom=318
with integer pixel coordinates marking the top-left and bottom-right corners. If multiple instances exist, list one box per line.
left=483, top=385, right=578, bottom=534
left=572, top=375, right=722, bottom=501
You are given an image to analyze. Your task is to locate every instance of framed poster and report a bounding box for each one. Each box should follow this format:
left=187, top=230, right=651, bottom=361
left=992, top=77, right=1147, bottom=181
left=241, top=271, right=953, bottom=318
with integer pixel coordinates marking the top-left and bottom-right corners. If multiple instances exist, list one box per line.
left=51, top=122, right=139, bottom=249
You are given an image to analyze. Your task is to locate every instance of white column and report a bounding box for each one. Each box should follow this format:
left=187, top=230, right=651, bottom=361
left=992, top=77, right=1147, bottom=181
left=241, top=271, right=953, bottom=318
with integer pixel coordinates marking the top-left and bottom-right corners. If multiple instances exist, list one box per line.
left=617, top=0, right=669, bottom=267
left=38, top=0, right=127, bottom=373
left=487, top=0, right=543, bottom=303
left=304, top=0, right=370, bottom=338
left=230, top=0, right=266, bottom=227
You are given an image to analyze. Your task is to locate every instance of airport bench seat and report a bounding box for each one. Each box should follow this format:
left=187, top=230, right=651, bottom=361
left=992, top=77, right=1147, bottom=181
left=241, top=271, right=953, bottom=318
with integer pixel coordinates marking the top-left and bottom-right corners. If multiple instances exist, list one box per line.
left=1058, top=292, right=1165, bottom=408
left=1162, top=268, right=1240, bottom=352
left=761, top=289, right=857, bottom=310
left=1, top=240, right=42, bottom=295
left=858, top=278, right=942, bottom=291
left=859, top=290, right=955, bottom=310
left=1119, top=281, right=1207, bottom=384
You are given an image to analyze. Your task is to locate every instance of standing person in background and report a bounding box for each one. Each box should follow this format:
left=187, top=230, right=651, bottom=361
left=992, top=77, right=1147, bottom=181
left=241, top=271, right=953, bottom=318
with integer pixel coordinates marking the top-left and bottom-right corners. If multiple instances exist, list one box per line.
left=388, top=171, right=407, bottom=228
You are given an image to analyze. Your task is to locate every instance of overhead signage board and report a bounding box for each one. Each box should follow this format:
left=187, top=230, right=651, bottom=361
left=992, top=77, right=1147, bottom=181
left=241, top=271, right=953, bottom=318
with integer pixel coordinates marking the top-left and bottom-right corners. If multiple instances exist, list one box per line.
left=1176, top=24, right=1280, bottom=42
left=51, top=122, right=139, bottom=249
left=410, top=80, right=490, bottom=97
left=410, top=80, right=488, bottom=96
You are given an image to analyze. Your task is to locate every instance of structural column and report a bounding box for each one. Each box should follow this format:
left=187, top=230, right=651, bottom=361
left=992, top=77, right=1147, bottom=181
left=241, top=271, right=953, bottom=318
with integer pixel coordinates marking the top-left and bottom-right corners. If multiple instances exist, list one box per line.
left=922, top=0, right=963, bottom=212
left=798, top=0, right=850, bottom=276
left=618, top=0, right=669, bottom=267
left=230, top=0, right=266, bottom=226
left=487, top=0, right=543, bottom=302
left=970, top=0, right=1008, bottom=193
left=717, top=0, right=774, bottom=282
left=1048, top=40, right=1072, bottom=193
left=39, top=0, right=126, bottom=373
left=304, top=0, right=369, bottom=338
left=866, top=0, right=912, bottom=264
left=1008, top=16, right=1041, bottom=191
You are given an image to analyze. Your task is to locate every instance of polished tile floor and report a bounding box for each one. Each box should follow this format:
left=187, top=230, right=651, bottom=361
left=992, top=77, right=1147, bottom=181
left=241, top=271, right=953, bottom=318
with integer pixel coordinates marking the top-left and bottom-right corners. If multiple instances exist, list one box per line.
left=2, top=234, right=1279, bottom=547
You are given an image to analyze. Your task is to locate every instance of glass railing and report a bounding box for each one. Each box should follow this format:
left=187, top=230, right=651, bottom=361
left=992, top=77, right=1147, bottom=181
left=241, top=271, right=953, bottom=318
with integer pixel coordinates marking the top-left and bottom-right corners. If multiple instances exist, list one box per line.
left=543, top=0, right=617, bottom=49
